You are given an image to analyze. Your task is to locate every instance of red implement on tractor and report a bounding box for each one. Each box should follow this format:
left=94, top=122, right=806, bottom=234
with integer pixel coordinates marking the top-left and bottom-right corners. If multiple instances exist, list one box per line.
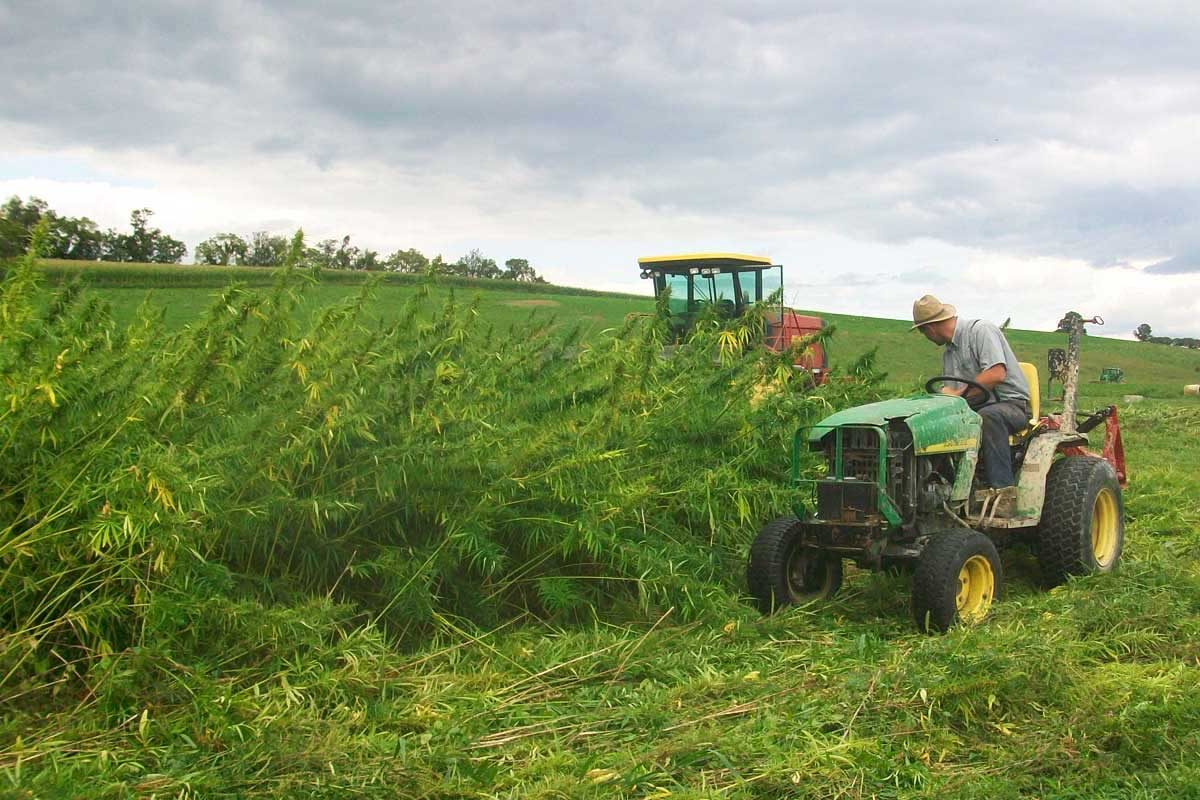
left=638, top=253, right=828, bottom=382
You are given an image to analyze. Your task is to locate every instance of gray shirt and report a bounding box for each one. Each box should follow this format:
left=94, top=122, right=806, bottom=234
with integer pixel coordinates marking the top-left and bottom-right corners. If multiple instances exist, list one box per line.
left=943, top=318, right=1030, bottom=405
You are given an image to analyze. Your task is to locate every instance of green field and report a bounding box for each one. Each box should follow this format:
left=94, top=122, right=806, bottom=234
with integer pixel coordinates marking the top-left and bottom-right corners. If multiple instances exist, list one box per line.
left=41, top=258, right=1200, bottom=402
left=32, top=258, right=653, bottom=338
left=4, top=259, right=1200, bottom=798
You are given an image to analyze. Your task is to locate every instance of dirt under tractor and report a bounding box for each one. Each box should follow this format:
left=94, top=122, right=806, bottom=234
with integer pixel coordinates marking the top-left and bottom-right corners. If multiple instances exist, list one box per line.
left=638, top=253, right=829, bottom=382
left=748, top=314, right=1128, bottom=632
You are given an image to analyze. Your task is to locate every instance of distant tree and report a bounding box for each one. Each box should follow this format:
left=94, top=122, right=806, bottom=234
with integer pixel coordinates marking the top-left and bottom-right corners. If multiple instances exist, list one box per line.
left=335, top=236, right=359, bottom=270
left=194, top=233, right=249, bottom=265
left=102, top=208, right=186, bottom=263
left=307, top=238, right=340, bottom=269
left=501, top=257, right=546, bottom=283
left=1134, top=323, right=1152, bottom=342
left=45, top=215, right=105, bottom=260
left=0, top=196, right=51, bottom=258
left=303, top=235, right=379, bottom=270
left=1, top=195, right=48, bottom=227
left=245, top=232, right=289, bottom=266
left=454, top=249, right=501, bottom=279
left=354, top=248, right=381, bottom=271
left=0, top=214, right=24, bottom=259
left=385, top=247, right=430, bottom=273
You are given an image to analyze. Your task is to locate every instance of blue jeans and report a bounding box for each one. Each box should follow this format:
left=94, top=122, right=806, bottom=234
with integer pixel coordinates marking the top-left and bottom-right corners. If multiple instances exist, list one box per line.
left=978, top=400, right=1030, bottom=488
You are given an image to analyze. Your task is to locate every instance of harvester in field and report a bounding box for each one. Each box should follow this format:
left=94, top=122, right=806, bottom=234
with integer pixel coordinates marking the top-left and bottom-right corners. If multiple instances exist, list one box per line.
left=748, top=313, right=1128, bottom=632
left=637, top=253, right=829, bottom=383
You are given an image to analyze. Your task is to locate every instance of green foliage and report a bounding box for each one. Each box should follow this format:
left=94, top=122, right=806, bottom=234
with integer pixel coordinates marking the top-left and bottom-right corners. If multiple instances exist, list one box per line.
left=0, top=195, right=105, bottom=260
left=3, top=247, right=1199, bottom=798
left=0, top=231, right=880, bottom=693
left=385, top=247, right=430, bottom=273
left=101, top=208, right=187, bottom=263
left=194, top=232, right=250, bottom=265
left=503, top=257, right=546, bottom=283
left=4, top=195, right=555, bottom=284
left=453, top=247, right=500, bottom=278
left=245, top=231, right=290, bottom=266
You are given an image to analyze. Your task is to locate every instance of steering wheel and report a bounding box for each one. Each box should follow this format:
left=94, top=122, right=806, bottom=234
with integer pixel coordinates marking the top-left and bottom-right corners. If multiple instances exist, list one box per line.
left=924, top=375, right=995, bottom=410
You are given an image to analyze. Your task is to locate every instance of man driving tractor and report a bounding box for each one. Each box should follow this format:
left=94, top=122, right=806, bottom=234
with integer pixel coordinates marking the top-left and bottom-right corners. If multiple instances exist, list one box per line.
left=911, top=294, right=1031, bottom=494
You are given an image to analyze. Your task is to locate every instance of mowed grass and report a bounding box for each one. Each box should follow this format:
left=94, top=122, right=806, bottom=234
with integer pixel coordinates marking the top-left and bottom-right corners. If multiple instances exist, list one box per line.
left=6, top=260, right=1200, bottom=798
left=11, top=406, right=1198, bottom=799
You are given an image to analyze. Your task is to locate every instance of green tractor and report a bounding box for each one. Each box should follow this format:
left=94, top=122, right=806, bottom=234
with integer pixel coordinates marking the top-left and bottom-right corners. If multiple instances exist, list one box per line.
left=747, top=314, right=1128, bottom=631
left=638, top=253, right=830, bottom=383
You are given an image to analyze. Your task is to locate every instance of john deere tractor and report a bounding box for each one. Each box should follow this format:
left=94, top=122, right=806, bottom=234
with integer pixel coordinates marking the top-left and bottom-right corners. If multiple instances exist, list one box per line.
left=747, top=314, right=1128, bottom=631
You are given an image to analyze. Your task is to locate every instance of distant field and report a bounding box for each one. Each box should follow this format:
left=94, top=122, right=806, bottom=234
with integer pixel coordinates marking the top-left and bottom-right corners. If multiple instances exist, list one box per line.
left=31, top=258, right=654, bottom=342
left=36, top=258, right=1200, bottom=406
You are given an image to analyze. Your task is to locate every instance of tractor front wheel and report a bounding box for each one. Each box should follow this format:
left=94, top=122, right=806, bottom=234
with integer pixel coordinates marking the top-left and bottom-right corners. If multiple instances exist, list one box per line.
left=912, top=530, right=1002, bottom=633
left=747, top=516, right=842, bottom=614
left=1037, top=455, right=1124, bottom=586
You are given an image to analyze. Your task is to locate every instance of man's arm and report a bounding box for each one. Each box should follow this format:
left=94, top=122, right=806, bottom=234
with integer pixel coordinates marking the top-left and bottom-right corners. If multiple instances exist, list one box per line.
left=942, top=363, right=1007, bottom=396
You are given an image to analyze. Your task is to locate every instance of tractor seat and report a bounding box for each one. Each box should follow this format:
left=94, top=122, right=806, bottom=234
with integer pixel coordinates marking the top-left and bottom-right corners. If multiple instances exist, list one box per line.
left=1008, top=362, right=1041, bottom=445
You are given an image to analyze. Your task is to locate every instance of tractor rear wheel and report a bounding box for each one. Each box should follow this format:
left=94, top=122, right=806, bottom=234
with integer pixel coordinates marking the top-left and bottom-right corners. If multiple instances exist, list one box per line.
left=1037, top=455, right=1124, bottom=586
left=912, top=530, right=1002, bottom=633
left=747, top=516, right=842, bottom=613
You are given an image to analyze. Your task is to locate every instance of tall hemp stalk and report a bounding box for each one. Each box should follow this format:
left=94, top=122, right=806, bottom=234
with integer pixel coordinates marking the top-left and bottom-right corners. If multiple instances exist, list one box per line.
left=0, top=232, right=881, bottom=703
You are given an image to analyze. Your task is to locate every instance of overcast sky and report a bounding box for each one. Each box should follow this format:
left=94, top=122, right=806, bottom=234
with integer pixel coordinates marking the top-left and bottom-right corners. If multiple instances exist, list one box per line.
left=2, top=1, right=1199, bottom=336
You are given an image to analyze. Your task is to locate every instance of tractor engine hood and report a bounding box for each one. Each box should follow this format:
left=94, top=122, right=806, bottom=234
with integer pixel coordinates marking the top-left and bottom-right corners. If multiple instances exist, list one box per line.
left=807, top=395, right=981, bottom=455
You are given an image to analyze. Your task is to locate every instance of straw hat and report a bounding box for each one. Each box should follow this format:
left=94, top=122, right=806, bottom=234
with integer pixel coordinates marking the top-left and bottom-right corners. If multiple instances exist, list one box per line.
left=910, top=294, right=957, bottom=330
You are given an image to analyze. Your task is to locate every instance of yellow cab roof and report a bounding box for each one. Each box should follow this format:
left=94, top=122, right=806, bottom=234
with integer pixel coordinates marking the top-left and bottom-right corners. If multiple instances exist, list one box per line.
left=637, top=252, right=773, bottom=271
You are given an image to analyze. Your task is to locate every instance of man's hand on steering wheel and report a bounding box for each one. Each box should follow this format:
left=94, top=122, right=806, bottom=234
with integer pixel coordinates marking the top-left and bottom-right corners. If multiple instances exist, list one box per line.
left=924, top=376, right=995, bottom=410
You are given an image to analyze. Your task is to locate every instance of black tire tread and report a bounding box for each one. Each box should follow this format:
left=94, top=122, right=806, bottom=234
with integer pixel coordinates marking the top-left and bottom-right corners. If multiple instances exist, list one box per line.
left=1038, top=455, right=1123, bottom=586
left=912, top=530, right=1002, bottom=633
left=747, top=517, right=800, bottom=613
left=747, top=516, right=841, bottom=614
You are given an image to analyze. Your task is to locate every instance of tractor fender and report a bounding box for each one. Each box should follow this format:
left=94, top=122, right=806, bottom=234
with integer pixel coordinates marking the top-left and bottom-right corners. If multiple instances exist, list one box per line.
left=1014, top=432, right=1088, bottom=520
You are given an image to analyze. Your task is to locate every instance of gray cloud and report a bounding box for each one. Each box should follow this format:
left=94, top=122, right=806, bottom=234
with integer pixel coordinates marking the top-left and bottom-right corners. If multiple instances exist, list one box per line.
left=3, top=1, right=1200, bottom=274
left=1145, top=246, right=1200, bottom=275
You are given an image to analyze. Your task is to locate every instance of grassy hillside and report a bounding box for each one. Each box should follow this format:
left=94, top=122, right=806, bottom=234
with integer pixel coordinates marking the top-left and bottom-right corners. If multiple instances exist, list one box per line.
left=30, top=258, right=656, bottom=341
left=4, top=257, right=1199, bottom=798
left=33, top=258, right=1200, bottom=401
left=801, top=308, right=1200, bottom=404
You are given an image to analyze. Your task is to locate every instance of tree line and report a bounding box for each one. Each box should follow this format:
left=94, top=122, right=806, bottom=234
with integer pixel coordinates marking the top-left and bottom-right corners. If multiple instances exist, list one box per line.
left=197, top=231, right=545, bottom=281
left=1134, top=323, right=1199, bottom=349
left=0, top=197, right=186, bottom=263
left=0, top=195, right=547, bottom=282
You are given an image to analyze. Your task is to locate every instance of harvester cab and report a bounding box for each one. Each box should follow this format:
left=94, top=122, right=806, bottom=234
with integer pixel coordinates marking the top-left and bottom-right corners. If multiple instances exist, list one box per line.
left=638, top=253, right=829, bottom=382
left=748, top=312, right=1128, bottom=632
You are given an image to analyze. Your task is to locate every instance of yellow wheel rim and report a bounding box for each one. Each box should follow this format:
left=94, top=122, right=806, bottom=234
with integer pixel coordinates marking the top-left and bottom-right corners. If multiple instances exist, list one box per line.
left=955, top=555, right=995, bottom=623
left=1091, top=487, right=1119, bottom=568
